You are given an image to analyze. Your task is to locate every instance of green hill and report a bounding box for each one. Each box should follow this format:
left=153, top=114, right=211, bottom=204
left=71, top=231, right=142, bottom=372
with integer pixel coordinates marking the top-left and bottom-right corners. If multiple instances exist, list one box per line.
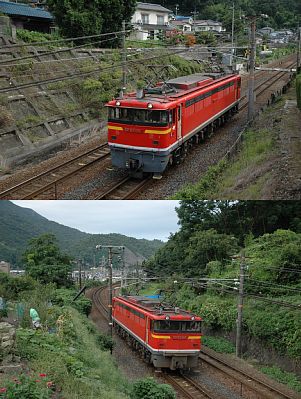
left=0, top=201, right=163, bottom=267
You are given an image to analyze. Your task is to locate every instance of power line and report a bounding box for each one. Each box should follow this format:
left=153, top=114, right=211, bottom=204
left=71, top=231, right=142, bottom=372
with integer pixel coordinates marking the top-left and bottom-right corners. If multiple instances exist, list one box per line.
left=3, top=29, right=132, bottom=50
left=0, top=35, right=122, bottom=65
left=249, top=264, right=301, bottom=274
left=0, top=48, right=190, bottom=93
left=246, top=278, right=301, bottom=294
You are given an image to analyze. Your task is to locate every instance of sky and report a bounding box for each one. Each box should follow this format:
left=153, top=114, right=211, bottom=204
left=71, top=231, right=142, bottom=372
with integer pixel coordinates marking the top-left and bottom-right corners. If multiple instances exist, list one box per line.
left=12, top=200, right=180, bottom=241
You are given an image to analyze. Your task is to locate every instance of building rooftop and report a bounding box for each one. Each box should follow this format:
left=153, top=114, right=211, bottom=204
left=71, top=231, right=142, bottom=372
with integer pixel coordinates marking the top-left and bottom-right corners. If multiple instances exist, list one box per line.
left=0, top=1, right=53, bottom=19
left=136, top=2, right=172, bottom=13
left=194, top=19, right=222, bottom=26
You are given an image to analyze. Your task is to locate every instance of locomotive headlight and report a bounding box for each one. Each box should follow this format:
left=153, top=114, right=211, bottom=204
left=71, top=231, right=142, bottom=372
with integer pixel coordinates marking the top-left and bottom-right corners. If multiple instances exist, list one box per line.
left=116, top=101, right=121, bottom=106
left=165, top=316, right=170, bottom=320
left=147, top=103, right=153, bottom=109
left=191, top=316, right=195, bottom=321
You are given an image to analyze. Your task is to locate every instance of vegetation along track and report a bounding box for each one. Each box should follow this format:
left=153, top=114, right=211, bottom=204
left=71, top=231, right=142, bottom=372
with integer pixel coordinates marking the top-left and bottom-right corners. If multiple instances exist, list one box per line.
left=0, top=143, right=110, bottom=199
left=200, top=349, right=298, bottom=399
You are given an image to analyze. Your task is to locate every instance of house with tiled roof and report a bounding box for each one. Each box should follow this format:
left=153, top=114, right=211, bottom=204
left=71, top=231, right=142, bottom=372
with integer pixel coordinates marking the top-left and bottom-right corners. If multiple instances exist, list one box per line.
left=194, top=20, right=224, bottom=33
left=0, top=0, right=54, bottom=33
left=131, top=2, right=172, bottom=41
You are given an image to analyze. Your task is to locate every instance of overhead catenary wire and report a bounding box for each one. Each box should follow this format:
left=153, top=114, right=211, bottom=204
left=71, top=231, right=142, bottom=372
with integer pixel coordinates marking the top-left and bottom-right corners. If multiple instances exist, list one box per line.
left=196, top=281, right=301, bottom=310
left=245, top=278, right=301, bottom=294
left=2, top=29, right=133, bottom=50
left=248, top=264, right=301, bottom=274
left=0, top=47, right=191, bottom=93
left=0, top=35, right=122, bottom=66
left=5, top=47, right=178, bottom=81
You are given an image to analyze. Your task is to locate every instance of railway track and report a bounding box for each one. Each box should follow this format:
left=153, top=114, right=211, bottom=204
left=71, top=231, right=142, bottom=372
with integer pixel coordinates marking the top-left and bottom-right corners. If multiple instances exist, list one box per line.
left=0, top=143, right=110, bottom=199
left=200, top=349, right=298, bottom=399
left=240, top=60, right=296, bottom=110
left=164, top=373, right=219, bottom=399
left=93, top=175, right=153, bottom=200
left=1, top=54, right=297, bottom=200
left=90, top=287, right=298, bottom=399
left=91, top=286, right=222, bottom=399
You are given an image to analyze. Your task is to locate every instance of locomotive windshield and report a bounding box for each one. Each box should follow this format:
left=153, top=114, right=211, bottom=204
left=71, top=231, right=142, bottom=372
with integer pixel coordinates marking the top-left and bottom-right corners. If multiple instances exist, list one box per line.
left=108, top=107, right=170, bottom=126
left=153, top=320, right=201, bottom=333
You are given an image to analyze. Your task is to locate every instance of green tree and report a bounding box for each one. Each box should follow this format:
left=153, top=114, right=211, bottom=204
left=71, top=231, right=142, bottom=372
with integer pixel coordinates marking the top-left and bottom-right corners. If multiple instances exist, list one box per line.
left=246, top=229, right=301, bottom=284
left=46, top=0, right=137, bottom=44
left=183, top=229, right=238, bottom=275
left=23, top=233, right=72, bottom=287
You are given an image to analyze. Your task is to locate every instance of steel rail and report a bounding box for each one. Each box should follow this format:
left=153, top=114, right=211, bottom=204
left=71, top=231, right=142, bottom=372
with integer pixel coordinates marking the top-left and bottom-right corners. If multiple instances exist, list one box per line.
left=94, top=175, right=153, bottom=200
left=240, top=61, right=296, bottom=110
left=0, top=143, right=110, bottom=199
left=200, top=349, right=298, bottom=399
left=164, top=373, right=218, bottom=399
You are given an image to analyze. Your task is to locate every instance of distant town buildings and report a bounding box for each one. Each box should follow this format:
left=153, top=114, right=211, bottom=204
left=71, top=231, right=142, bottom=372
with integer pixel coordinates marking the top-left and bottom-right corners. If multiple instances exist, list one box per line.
left=130, top=2, right=224, bottom=41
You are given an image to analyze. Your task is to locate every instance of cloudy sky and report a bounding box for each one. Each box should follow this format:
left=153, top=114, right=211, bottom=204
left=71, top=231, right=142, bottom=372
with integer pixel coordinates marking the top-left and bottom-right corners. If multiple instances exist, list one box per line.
left=12, top=201, right=180, bottom=241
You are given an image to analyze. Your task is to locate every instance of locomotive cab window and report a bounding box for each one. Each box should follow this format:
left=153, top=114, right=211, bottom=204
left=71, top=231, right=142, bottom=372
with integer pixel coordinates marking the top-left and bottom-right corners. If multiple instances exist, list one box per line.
left=108, top=107, right=169, bottom=127
left=152, top=320, right=201, bottom=333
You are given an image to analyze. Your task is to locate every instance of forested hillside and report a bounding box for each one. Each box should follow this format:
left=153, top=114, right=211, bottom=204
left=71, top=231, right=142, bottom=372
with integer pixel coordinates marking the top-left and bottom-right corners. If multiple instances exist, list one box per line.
left=145, top=201, right=301, bottom=277
left=0, top=201, right=163, bottom=266
left=154, top=0, right=301, bottom=29
left=143, top=201, right=301, bottom=372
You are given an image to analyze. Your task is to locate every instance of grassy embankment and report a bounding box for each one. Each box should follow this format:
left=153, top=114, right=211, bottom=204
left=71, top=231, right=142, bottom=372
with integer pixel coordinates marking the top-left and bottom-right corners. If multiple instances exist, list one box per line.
left=172, top=83, right=299, bottom=200
left=0, top=281, right=175, bottom=399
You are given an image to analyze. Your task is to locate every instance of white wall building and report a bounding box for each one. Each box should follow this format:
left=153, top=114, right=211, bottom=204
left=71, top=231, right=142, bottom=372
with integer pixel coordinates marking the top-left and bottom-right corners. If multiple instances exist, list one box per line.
left=194, top=20, right=224, bottom=33
left=131, top=2, right=172, bottom=40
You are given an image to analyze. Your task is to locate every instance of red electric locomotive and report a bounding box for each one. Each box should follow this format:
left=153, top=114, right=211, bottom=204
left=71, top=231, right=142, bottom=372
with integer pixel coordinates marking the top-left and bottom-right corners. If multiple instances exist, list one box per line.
left=112, top=296, right=202, bottom=370
left=106, top=72, right=241, bottom=177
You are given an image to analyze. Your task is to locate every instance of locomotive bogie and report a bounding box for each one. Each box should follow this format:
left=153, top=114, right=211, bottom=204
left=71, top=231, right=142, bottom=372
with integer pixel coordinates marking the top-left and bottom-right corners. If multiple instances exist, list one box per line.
left=109, top=146, right=172, bottom=174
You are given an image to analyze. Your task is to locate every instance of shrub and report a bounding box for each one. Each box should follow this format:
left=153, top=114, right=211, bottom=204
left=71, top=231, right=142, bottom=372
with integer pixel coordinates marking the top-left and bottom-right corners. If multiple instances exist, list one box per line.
left=260, top=366, right=301, bottom=393
left=132, top=378, right=176, bottom=399
left=0, top=373, right=52, bottom=399
left=202, top=336, right=235, bottom=353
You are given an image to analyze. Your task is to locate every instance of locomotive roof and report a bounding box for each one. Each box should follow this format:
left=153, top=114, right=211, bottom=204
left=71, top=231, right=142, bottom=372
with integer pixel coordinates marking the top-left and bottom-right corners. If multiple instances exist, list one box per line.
left=107, top=73, right=239, bottom=108
left=115, top=295, right=202, bottom=320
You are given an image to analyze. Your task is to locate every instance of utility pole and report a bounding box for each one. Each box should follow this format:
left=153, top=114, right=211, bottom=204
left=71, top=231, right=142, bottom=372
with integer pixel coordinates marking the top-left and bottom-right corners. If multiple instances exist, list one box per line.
left=175, top=4, right=179, bottom=17
left=230, top=1, right=235, bottom=68
left=108, top=248, right=113, bottom=341
left=78, top=259, right=82, bottom=290
left=247, top=17, right=257, bottom=121
left=95, top=244, right=125, bottom=353
left=236, top=251, right=245, bottom=357
left=121, top=247, right=125, bottom=290
left=297, top=25, right=301, bottom=73
left=122, top=20, right=127, bottom=90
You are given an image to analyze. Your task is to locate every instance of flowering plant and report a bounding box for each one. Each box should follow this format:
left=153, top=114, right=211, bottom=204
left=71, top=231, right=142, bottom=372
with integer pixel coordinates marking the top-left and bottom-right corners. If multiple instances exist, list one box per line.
left=0, top=373, right=53, bottom=399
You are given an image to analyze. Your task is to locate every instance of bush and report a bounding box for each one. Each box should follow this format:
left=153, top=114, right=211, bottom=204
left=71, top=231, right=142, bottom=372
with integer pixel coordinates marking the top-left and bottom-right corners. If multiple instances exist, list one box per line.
left=202, top=336, right=235, bottom=353
left=0, top=374, right=52, bottom=399
left=52, top=288, right=92, bottom=315
left=260, top=366, right=301, bottom=393
left=132, top=378, right=176, bottom=399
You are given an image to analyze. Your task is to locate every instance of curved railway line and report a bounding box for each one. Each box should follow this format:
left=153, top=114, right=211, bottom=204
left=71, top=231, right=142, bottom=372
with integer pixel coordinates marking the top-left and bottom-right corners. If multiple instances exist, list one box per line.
left=89, top=285, right=298, bottom=399
left=200, top=349, right=298, bottom=399
left=0, top=54, right=297, bottom=200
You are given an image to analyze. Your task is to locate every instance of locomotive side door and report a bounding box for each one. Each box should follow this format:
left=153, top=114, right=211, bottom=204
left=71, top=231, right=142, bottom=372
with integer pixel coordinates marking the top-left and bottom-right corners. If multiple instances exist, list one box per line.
left=177, top=105, right=182, bottom=140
